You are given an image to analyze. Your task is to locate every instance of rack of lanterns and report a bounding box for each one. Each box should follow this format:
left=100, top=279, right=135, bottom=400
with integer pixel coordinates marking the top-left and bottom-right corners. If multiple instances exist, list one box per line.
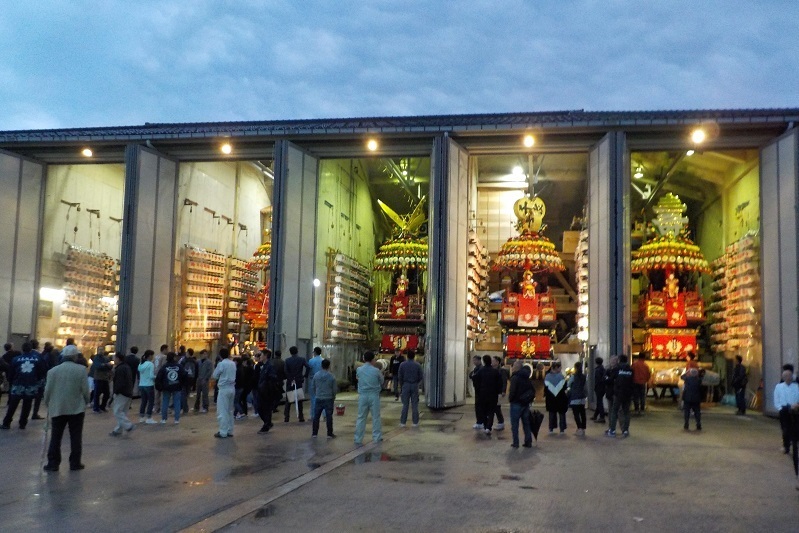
left=373, top=236, right=428, bottom=271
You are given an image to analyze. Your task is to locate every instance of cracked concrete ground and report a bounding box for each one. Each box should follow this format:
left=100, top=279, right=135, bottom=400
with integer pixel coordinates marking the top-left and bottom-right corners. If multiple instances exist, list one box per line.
left=0, top=394, right=797, bottom=533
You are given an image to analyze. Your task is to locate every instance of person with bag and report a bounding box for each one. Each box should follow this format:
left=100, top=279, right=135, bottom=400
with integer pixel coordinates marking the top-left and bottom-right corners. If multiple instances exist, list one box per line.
left=544, top=361, right=569, bottom=434
left=508, top=360, right=535, bottom=448
left=567, top=361, right=588, bottom=435
left=732, top=355, right=748, bottom=415
left=283, top=346, right=309, bottom=423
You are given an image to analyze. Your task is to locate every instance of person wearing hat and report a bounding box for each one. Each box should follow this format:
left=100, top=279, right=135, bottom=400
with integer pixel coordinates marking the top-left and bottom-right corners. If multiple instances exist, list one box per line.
left=43, top=346, right=91, bottom=471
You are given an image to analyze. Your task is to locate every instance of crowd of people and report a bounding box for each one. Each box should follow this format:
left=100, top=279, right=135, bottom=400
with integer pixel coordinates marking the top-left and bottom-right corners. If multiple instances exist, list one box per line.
left=5, top=338, right=798, bottom=488
left=0, top=338, right=429, bottom=471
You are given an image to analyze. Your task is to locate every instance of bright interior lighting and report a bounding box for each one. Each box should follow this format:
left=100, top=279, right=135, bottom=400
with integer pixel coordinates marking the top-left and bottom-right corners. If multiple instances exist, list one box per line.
left=686, top=149, right=695, bottom=156
left=39, top=287, right=66, bottom=302
left=523, top=135, right=535, bottom=148
left=633, top=167, right=644, bottom=179
left=101, top=296, right=118, bottom=306
left=81, top=148, right=93, bottom=157
left=577, top=330, right=589, bottom=341
left=220, top=143, right=232, bottom=154
left=313, top=278, right=321, bottom=288
left=366, top=139, right=378, bottom=151
left=512, top=165, right=524, bottom=176
left=691, top=128, right=706, bottom=144
left=578, top=316, right=589, bottom=328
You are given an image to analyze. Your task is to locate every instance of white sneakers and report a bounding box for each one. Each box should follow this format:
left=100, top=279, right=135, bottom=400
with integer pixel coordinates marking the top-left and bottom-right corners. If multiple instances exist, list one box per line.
left=495, top=423, right=505, bottom=430
left=473, top=423, right=484, bottom=430
left=399, top=423, right=406, bottom=428
left=145, top=418, right=157, bottom=425
left=139, top=417, right=146, bottom=423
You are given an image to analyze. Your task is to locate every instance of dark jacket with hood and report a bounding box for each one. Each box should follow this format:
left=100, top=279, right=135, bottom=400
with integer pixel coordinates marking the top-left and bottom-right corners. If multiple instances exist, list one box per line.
left=508, top=366, right=535, bottom=405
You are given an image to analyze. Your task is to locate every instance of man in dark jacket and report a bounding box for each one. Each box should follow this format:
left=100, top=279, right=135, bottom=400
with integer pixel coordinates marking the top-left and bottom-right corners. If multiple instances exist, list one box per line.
left=283, top=346, right=309, bottom=422
left=110, top=353, right=135, bottom=436
left=469, top=355, right=484, bottom=429
left=124, top=346, right=140, bottom=398
left=508, top=361, right=535, bottom=448
left=389, top=349, right=404, bottom=401
left=256, top=351, right=279, bottom=434
left=682, top=368, right=703, bottom=431
left=271, top=350, right=285, bottom=413
left=91, top=351, right=112, bottom=413
left=179, top=349, right=197, bottom=414
left=606, top=355, right=633, bottom=438
left=1, top=342, right=47, bottom=430
left=591, top=357, right=607, bottom=423
left=155, top=352, right=186, bottom=424
left=194, top=350, right=213, bottom=413
left=731, top=355, right=748, bottom=415
left=477, top=354, right=503, bottom=435
left=30, top=339, right=50, bottom=420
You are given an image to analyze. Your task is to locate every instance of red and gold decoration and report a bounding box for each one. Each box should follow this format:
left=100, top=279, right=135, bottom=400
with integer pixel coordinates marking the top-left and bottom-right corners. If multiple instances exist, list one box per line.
left=373, top=197, right=428, bottom=353
left=634, top=194, right=708, bottom=360
left=493, top=196, right=562, bottom=359
left=248, top=242, right=271, bottom=270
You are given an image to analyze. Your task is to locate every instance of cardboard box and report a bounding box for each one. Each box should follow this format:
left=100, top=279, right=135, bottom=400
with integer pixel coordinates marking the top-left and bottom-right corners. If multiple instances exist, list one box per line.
left=562, top=231, right=580, bottom=254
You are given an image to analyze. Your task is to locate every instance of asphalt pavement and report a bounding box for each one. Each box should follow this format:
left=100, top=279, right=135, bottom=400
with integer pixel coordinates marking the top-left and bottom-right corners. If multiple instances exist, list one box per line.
left=0, top=393, right=797, bottom=533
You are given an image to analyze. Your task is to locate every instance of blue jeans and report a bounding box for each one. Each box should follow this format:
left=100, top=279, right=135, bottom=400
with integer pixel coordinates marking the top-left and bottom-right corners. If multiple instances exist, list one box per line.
left=139, top=386, right=154, bottom=417
left=313, top=398, right=334, bottom=436
left=354, top=391, right=382, bottom=444
left=161, top=391, right=181, bottom=422
left=510, top=403, right=532, bottom=446
left=400, top=383, right=420, bottom=425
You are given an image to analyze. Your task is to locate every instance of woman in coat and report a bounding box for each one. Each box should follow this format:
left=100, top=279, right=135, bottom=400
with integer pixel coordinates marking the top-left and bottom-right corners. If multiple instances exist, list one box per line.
left=567, top=362, right=588, bottom=435
left=544, top=361, right=569, bottom=434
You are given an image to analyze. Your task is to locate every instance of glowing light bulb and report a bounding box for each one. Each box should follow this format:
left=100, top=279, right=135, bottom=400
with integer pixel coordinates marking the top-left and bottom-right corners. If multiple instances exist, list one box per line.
left=220, top=143, right=232, bottom=154
left=523, top=135, right=535, bottom=148
left=691, top=128, right=706, bottom=144
left=367, top=139, right=378, bottom=151
left=81, top=148, right=93, bottom=157
left=686, top=149, right=695, bottom=156
left=512, top=165, right=524, bottom=176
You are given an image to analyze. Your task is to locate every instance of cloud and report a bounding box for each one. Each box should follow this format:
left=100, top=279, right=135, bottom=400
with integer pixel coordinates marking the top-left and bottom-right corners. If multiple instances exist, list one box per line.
left=0, top=0, right=797, bottom=130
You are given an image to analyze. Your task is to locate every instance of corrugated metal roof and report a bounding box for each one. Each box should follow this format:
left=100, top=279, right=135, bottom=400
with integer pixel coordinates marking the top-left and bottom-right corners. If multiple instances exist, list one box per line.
left=1, top=108, right=798, bottom=143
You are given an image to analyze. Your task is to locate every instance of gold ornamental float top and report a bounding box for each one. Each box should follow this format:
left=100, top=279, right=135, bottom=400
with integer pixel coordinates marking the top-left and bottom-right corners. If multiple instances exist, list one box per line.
left=631, top=193, right=709, bottom=274
left=493, top=195, right=565, bottom=273
left=374, top=197, right=429, bottom=272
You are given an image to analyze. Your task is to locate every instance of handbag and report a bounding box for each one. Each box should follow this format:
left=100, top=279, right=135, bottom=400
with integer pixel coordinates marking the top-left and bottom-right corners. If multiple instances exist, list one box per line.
left=286, top=382, right=305, bottom=402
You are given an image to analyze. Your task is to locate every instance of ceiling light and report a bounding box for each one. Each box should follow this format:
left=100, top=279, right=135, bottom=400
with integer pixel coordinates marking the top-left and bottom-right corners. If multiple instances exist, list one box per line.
left=686, top=149, right=695, bottom=156
left=512, top=165, right=524, bottom=176
left=367, top=139, right=379, bottom=151
left=691, top=128, right=706, bottom=144
left=81, top=148, right=93, bottom=157
left=633, top=166, right=644, bottom=179
left=313, top=278, right=321, bottom=288
left=523, top=135, right=535, bottom=148
left=220, top=143, right=232, bottom=155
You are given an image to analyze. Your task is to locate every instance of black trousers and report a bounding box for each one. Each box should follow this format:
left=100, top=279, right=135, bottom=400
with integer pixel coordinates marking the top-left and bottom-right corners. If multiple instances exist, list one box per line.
left=593, top=390, right=606, bottom=419
left=479, top=397, right=498, bottom=430
left=284, top=398, right=305, bottom=421
left=93, top=380, right=110, bottom=411
left=47, top=413, right=85, bottom=468
left=494, top=403, right=505, bottom=425
left=3, top=395, right=34, bottom=428
left=780, top=408, right=792, bottom=452
left=572, top=405, right=587, bottom=429
left=258, top=395, right=273, bottom=429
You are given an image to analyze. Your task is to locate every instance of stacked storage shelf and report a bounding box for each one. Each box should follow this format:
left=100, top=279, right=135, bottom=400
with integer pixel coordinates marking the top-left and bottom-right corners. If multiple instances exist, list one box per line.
left=723, top=235, right=760, bottom=353
left=574, top=227, right=589, bottom=341
left=467, top=231, right=489, bottom=341
left=58, top=245, right=117, bottom=354
left=708, top=258, right=727, bottom=353
left=226, top=257, right=259, bottom=336
left=325, top=253, right=370, bottom=342
left=182, top=246, right=225, bottom=342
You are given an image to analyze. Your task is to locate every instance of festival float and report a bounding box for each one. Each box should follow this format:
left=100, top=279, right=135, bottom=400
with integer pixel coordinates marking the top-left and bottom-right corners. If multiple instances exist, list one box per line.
left=373, top=198, right=427, bottom=354
left=241, top=240, right=271, bottom=350
left=493, top=195, right=564, bottom=359
left=632, top=193, right=710, bottom=359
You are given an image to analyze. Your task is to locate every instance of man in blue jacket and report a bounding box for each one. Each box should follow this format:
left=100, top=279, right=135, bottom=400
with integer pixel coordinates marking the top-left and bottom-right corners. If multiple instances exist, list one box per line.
left=354, top=351, right=384, bottom=445
left=1, top=342, right=47, bottom=430
left=310, top=358, right=337, bottom=438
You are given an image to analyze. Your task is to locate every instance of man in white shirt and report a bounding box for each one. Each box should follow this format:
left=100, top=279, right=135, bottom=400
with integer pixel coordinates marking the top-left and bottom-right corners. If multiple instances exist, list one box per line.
left=775, top=367, right=799, bottom=454
left=212, top=348, right=237, bottom=438
left=774, top=367, right=799, bottom=489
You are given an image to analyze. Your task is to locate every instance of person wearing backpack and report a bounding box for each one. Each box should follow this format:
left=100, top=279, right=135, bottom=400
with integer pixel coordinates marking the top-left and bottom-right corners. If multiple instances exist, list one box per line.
left=179, top=349, right=197, bottom=415
left=155, top=352, right=185, bottom=425
left=508, top=360, right=535, bottom=448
